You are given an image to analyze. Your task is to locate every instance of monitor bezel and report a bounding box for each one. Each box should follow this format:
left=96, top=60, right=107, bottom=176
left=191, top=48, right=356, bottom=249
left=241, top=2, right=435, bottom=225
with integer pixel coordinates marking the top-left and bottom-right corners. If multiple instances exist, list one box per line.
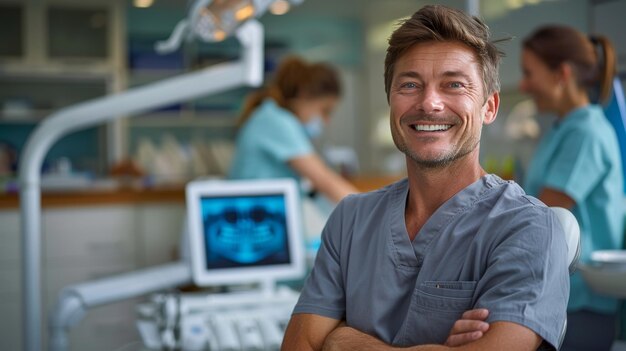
left=186, top=178, right=305, bottom=287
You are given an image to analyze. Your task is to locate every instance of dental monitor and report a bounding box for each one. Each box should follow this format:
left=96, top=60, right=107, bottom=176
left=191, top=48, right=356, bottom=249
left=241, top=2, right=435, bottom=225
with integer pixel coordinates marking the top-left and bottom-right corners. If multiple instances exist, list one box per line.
left=186, top=178, right=305, bottom=287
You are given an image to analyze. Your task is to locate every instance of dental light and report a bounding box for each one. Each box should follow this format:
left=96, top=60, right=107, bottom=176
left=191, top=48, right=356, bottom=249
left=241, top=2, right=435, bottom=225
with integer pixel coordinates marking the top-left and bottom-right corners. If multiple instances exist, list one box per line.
left=156, top=0, right=304, bottom=53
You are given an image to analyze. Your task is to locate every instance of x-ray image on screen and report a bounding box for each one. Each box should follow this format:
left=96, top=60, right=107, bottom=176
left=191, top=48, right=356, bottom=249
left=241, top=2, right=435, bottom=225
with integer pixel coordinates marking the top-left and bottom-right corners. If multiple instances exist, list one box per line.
left=200, top=194, right=291, bottom=269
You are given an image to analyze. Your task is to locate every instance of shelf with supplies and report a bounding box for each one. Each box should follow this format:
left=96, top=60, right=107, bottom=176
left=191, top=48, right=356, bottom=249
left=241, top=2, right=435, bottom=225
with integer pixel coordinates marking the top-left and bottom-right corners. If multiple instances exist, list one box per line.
left=0, top=109, right=56, bottom=124
left=0, top=71, right=112, bottom=123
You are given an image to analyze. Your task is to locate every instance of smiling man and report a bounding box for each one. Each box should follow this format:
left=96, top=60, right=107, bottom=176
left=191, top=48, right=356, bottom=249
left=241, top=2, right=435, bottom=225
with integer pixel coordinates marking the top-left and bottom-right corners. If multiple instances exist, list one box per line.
left=281, top=5, right=569, bottom=351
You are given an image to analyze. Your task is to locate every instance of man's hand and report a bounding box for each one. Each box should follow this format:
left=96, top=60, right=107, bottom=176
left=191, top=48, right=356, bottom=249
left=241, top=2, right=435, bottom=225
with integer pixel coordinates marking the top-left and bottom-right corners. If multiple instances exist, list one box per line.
left=444, top=309, right=490, bottom=347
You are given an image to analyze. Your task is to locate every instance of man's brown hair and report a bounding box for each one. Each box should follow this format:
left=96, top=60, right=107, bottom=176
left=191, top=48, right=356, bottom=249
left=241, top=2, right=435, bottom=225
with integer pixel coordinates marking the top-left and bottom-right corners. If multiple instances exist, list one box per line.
left=384, top=5, right=505, bottom=101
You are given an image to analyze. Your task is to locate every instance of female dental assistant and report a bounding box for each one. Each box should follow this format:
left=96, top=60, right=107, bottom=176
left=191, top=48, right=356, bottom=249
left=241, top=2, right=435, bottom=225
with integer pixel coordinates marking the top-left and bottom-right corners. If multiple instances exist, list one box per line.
left=228, top=56, right=357, bottom=203
left=521, top=25, right=624, bottom=351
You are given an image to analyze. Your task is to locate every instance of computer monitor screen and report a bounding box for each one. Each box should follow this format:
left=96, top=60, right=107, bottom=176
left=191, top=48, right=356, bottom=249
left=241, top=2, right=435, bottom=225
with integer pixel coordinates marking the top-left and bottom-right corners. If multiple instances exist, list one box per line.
left=186, top=178, right=304, bottom=286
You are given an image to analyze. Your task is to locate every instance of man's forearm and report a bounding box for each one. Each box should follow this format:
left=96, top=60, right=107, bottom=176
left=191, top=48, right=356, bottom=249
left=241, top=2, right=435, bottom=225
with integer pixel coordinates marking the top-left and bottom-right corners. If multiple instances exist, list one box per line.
left=321, top=322, right=541, bottom=351
left=322, top=326, right=449, bottom=351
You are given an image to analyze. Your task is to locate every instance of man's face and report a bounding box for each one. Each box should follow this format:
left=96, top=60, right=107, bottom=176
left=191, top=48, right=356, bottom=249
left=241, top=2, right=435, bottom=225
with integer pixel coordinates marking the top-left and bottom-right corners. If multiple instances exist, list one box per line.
left=389, top=41, right=498, bottom=168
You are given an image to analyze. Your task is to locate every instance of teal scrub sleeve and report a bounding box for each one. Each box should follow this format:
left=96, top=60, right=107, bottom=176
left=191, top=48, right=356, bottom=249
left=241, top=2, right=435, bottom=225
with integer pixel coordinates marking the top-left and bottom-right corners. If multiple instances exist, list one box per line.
left=259, top=114, right=314, bottom=162
left=542, top=128, right=605, bottom=204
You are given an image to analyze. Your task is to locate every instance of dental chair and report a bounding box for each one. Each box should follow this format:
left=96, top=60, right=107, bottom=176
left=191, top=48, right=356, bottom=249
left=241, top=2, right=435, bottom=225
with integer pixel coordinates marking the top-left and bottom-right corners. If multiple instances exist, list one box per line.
left=550, top=207, right=581, bottom=350
left=552, top=207, right=582, bottom=277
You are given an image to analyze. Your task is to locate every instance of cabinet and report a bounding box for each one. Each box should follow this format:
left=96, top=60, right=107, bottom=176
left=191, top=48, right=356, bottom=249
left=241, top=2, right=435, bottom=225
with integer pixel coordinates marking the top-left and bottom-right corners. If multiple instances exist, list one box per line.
left=0, top=210, right=21, bottom=351
left=43, top=206, right=140, bottom=351
left=0, top=201, right=186, bottom=351
left=0, top=0, right=126, bottom=175
left=0, top=3, right=23, bottom=58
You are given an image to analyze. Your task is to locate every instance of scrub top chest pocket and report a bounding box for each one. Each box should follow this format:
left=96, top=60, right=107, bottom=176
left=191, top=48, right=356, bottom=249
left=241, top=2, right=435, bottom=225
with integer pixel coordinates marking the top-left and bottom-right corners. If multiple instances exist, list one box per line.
left=394, top=280, right=477, bottom=346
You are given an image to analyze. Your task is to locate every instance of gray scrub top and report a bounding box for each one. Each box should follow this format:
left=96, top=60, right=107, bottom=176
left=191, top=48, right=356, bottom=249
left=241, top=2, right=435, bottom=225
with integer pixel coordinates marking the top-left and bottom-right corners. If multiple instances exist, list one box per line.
left=293, top=175, right=569, bottom=349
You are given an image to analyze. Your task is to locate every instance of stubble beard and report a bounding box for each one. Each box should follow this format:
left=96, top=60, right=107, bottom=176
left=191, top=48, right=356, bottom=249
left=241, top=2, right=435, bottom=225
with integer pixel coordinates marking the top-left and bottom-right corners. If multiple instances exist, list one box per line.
left=390, top=121, right=481, bottom=170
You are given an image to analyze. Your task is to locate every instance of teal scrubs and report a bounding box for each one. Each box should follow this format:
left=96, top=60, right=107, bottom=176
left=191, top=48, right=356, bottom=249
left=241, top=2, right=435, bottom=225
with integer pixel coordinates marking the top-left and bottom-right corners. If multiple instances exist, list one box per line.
left=228, top=99, right=314, bottom=181
left=525, top=104, right=624, bottom=314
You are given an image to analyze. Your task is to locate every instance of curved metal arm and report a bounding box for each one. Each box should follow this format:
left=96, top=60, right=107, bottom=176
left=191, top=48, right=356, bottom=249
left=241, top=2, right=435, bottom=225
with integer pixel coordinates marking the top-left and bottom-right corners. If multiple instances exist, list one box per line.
left=49, top=262, right=192, bottom=351
left=19, top=20, right=263, bottom=351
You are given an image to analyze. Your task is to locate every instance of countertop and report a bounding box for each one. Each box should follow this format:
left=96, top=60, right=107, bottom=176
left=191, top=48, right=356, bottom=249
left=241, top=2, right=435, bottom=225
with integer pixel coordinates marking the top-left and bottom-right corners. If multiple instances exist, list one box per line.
left=0, top=175, right=404, bottom=209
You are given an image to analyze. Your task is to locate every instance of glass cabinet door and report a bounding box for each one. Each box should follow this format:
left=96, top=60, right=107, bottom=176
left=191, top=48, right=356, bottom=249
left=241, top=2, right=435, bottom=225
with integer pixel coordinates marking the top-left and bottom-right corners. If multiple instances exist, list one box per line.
left=0, top=4, right=24, bottom=58
left=47, top=6, right=109, bottom=60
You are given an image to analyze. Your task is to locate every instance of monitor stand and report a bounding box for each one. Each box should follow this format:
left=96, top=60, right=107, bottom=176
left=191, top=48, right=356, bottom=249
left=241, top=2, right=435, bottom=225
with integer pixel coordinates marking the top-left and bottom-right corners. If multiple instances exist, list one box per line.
left=259, top=278, right=277, bottom=298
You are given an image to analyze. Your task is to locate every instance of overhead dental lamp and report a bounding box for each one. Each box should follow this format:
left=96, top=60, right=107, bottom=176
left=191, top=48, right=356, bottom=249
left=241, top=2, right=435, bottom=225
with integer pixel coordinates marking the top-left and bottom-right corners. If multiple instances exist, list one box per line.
left=156, top=0, right=304, bottom=53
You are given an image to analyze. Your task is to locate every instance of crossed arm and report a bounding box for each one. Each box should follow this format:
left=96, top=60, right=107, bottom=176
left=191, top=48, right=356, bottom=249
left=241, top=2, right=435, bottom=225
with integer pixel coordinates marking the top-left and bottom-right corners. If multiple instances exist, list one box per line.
left=281, top=311, right=541, bottom=351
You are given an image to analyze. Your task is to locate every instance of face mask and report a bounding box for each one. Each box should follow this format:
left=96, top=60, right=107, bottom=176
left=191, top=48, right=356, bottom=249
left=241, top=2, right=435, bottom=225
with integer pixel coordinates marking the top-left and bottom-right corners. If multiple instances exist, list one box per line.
left=304, top=115, right=324, bottom=140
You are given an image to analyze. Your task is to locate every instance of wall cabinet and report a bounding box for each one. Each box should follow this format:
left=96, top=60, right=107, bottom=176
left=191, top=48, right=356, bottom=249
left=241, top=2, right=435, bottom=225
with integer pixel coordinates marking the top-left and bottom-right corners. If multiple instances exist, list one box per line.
left=0, top=0, right=126, bottom=175
left=0, top=202, right=186, bottom=351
